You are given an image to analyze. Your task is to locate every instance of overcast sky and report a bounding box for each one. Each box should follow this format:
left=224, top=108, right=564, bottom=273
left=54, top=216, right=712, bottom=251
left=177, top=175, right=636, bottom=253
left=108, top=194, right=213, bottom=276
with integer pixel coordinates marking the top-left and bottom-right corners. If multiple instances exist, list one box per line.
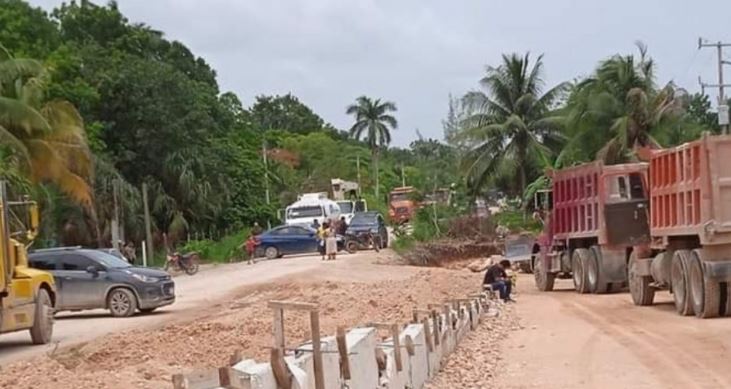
left=29, top=0, right=731, bottom=146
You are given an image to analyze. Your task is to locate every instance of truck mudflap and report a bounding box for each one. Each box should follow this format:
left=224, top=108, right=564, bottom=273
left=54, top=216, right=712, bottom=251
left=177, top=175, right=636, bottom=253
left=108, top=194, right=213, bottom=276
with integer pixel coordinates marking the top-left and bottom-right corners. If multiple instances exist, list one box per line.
left=702, top=261, right=731, bottom=282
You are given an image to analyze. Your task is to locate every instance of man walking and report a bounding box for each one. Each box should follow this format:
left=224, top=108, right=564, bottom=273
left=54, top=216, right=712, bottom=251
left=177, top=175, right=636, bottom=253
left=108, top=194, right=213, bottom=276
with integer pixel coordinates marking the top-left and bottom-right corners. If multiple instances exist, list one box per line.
left=483, top=259, right=515, bottom=302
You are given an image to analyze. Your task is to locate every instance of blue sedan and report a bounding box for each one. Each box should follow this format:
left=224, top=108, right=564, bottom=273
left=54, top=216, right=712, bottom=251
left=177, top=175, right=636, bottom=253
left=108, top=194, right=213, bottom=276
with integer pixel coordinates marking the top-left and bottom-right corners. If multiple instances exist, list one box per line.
left=256, top=225, right=322, bottom=259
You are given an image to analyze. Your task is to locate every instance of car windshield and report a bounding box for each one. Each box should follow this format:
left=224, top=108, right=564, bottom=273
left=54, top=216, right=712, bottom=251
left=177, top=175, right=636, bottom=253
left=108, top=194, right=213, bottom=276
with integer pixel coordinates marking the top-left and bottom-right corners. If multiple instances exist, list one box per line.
left=87, top=250, right=132, bottom=269
left=350, top=214, right=376, bottom=226
left=337, top=202, right=353, bottom=213
left=287, top=206, right=323, bottom=219
left=390, top=192, right=410, bottom=202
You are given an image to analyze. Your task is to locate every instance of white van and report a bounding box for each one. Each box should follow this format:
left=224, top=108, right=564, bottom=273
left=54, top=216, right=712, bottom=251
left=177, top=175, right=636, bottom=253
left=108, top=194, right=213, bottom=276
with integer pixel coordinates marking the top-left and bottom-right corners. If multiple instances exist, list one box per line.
left=285, top=193, right=341, bottom=227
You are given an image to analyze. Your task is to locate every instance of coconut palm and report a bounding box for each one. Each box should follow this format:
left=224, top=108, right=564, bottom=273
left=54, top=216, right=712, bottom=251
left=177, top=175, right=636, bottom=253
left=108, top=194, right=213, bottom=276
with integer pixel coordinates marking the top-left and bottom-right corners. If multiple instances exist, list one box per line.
left=346, top=96, right=398, bottom=199
left=0, top=45, right=93, bottom=205
left=460, top=53, right=567, bottom=195
left=564, top=43, right=687, bottom=164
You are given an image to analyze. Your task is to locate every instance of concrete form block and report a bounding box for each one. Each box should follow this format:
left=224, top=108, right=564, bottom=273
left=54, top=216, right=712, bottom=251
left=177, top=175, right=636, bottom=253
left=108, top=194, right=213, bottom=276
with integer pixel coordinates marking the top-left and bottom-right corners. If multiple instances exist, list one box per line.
left=402, top=324, right=428, bottom=389
left=379, top=343, right=407, bottom=389
left=439, top=313, right=456, bottom=357
left=293, top=336, right=341, bottom=389
left=456, top=307, right=471, bottom=342
left=345, top=327, right=379, bottom=389
left=232, top=359, right=277, bottom=389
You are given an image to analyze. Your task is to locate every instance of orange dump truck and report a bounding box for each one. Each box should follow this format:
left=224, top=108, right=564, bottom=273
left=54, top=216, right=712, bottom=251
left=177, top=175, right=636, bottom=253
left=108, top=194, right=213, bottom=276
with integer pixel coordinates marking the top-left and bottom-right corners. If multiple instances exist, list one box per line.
left=630, top=134, right=731, bottom=318
left=388, top=186, right=417, bottom=224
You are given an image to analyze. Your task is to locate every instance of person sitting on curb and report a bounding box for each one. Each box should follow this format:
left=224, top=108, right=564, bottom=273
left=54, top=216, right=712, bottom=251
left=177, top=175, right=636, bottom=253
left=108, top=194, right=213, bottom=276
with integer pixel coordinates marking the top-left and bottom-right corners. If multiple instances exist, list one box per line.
left=483, top=259, right=516, bottom=303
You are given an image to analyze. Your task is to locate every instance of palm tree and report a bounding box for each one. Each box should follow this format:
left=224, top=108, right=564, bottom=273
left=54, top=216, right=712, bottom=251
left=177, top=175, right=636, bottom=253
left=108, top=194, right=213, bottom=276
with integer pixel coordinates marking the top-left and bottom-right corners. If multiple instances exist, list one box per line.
left=0, top=45, right=93, bottom=205
left=564, top=43, right=687, bottom=164
left=460, top=53, right=567, bottom=196
left=346, top=96, right=398, bottom=199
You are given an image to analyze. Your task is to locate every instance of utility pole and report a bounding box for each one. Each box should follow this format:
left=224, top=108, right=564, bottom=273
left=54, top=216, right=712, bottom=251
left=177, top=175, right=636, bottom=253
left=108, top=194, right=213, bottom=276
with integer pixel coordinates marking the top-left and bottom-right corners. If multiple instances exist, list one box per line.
left=356, top=155, right=362, bottom=196
left=262, top=140, right=271, bottom=229
left=400, top=164, right=406, bottom=187
left=698, top=38, right=731, bottom=133
left=142, top=183, right=153, bottom=266
left=111, top=179, right=120, bottom=250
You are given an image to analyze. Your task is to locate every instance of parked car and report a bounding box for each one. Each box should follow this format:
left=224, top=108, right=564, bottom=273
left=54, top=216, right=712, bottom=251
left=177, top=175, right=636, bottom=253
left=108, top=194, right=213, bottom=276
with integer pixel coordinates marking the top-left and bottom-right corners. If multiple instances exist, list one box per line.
left=345, top=211, right=389, bottom=249
left=256, top=225, right=345, bottom=259
left=28, top=247, right=175, bottom=317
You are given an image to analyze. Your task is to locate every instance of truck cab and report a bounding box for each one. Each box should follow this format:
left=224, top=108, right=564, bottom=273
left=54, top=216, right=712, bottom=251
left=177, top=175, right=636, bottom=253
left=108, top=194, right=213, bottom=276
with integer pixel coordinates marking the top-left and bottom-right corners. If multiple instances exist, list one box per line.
left=388, top=187, right=417, bottom=224
left=0, top=182, right=56, bottom=344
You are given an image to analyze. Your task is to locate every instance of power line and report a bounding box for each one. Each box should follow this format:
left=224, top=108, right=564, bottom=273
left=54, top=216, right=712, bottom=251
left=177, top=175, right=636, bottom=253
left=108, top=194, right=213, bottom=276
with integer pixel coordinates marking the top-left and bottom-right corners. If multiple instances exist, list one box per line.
left=698, top=37, right=731, bottom=134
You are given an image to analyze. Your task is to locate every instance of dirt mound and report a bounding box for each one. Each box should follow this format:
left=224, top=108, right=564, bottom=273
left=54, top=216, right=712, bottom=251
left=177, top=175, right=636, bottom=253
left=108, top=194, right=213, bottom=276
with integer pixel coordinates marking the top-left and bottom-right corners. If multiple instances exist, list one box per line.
left=402, top=239, right=502, bottom=267
left=0, top=267, right=483, bottom=389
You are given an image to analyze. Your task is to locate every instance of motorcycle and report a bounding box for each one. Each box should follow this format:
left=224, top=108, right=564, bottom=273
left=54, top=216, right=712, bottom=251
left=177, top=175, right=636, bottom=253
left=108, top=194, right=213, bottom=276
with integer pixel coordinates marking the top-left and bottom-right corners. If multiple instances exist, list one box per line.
left=344, top=231, right=381, bottom=253
left=164, top=251, right=200, bottom=275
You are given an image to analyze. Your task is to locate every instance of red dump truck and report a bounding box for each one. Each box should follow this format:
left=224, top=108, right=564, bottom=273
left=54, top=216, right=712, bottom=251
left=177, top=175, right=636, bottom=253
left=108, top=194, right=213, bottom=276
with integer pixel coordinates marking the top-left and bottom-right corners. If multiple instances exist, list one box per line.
left=629, top=134, right=731, bottom=318
left=532, top=160, right=650, bottom=294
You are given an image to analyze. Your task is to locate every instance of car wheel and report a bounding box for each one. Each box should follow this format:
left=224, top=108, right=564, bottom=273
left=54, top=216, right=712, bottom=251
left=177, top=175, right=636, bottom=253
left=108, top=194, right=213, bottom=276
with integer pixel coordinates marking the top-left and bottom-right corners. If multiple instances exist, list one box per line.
left=30, top=288, right=53, bottom=344
left=265, top=246, right=279, bottom=260
left=108, top=288, right=138, bottom=317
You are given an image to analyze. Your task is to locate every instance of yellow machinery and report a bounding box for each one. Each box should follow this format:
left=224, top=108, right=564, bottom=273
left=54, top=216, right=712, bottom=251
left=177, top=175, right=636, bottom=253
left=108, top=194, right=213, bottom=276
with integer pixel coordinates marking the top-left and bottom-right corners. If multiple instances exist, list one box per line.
left=0, top=181, right=56, bottom=344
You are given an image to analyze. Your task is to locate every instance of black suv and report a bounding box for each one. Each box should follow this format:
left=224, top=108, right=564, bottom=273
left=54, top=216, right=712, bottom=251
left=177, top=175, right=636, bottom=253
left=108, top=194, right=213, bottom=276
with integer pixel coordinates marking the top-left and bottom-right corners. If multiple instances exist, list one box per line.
left=29, top=248, right=175, bottom=317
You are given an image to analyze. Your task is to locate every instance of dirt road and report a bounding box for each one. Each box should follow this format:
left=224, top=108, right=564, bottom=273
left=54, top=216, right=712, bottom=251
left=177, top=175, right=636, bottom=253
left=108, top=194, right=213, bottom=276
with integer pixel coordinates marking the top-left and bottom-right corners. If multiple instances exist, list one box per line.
left=495, top=275, right=731, bottom=389
left=0, top=253, right=327, bottom=364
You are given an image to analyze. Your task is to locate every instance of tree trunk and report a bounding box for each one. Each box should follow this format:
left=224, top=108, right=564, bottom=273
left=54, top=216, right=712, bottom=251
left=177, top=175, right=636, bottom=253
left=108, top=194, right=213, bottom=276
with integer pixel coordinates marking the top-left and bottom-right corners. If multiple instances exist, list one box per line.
left=519, top=165, right=527, bottom=197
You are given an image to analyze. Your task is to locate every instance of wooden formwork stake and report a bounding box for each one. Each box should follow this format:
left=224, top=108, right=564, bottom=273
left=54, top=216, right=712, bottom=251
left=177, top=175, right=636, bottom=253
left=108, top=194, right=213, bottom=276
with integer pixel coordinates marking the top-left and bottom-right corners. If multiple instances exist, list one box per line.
left=366, top=322, right=404, bottom=372
left=421, top=317, right=434, bottom=352
left=404, top=335, right=415, bottom=356
left=430, top=310, right=440, bottom=346
left=171, top=367, right=247, bottom=389
left=267, top=300, right=324, bottom=389
left=336, top=326, right=351, bottom=380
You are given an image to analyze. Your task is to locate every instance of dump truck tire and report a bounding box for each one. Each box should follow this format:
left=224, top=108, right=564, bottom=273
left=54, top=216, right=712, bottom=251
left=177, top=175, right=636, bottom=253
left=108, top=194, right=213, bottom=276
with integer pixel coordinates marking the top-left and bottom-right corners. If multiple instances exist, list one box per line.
left=689, top=249, right=721, bottom=319
left=534, top=256, right=555, bottom=292
left=30, top=288, right=53, bottom=345
left=628, top=252, right=655, bottom=306
left=671, top=250, right=694, bottom=316
left=573, top=249, right=592, bottom=294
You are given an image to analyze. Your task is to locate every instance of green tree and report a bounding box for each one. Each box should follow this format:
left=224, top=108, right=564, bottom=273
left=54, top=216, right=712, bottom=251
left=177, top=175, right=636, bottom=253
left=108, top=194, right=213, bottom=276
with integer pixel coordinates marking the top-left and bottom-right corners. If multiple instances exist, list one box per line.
left=460, top=53, right=566, bottom=195
left=250, top=94, right=326, bottom=133
left=0, top=0, right=60, bottom=58
left=346, top=96, right=398, bottom=199
left=0, top=46, right=93, bottom=205
left=564, top=43, right=686, bottom=163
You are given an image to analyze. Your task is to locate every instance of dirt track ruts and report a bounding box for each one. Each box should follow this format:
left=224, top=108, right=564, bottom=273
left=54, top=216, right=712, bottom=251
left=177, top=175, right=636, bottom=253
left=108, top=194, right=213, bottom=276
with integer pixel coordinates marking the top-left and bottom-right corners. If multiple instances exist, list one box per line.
left=495, top=275, right=731, bottom=389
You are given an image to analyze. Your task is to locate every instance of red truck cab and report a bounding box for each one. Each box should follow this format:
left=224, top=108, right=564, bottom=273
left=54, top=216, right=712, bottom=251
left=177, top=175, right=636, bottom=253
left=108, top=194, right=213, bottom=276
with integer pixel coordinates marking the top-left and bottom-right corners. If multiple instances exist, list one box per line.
left=388, top=187, right=417, bottom=224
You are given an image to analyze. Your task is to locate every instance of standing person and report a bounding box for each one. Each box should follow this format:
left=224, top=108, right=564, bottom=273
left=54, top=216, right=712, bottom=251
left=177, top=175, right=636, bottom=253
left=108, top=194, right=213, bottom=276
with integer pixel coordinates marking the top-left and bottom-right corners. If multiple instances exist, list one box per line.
left=123, top=241, right=136, bottom=264
left=325, top=223, right=338, bottom=261
left=244, top=234, right=258, bottom=265
left=483, top=259, right=515, bottom=302
left=317, top=222, right=328, bottom=261
left=337, top=216, right=348, bottom=235
left=252, top=222, right=263, bottom=236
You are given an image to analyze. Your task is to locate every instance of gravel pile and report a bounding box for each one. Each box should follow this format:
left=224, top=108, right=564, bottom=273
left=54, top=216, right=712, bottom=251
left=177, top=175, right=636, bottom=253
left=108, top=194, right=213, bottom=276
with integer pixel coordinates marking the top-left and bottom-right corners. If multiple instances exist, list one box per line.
left=0, top=267, right=483, bottom=389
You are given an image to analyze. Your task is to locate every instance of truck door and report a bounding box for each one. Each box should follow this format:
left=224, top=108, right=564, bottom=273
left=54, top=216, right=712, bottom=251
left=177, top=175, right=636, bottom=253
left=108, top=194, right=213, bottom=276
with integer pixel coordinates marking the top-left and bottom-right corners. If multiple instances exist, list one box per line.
left=603, top=173, right=650, bottom=245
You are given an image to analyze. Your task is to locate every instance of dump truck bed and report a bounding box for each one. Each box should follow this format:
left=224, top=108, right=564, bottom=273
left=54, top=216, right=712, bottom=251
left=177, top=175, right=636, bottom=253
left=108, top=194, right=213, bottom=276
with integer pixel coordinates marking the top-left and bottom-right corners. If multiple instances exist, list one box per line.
left=649, top=134, right=731, bottom=245
left=551, top=161, right=602, bottom=241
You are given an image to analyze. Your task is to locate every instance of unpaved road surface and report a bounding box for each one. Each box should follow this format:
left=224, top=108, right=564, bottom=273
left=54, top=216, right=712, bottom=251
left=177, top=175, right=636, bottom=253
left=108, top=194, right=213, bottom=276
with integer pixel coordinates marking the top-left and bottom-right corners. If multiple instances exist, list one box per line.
left=0, top=253, right=329, bottom=364
left=495, top=275, right=731, bottom=389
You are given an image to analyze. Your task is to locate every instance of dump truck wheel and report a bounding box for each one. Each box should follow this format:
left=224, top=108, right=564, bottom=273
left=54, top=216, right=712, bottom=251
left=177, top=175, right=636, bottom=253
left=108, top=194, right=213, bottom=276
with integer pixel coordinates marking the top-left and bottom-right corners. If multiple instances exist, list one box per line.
left=30, top=288, right=53, bottom=345
left=573, top=249, right=592, bottom=294
left=534, top=256, right=555, bottom=292
left=689, top=249, right=721, bottom=319
left=671, top=250, right=694, bottom=316
left=628, top=252, right=655, bottom=306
